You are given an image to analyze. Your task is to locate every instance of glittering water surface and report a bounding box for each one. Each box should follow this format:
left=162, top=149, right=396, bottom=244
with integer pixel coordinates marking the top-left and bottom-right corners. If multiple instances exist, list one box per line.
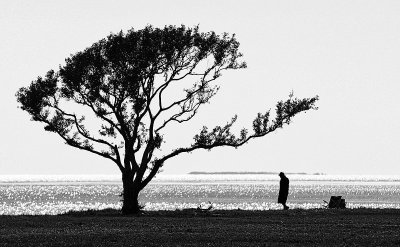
left=1, top=175, right=400, bottom=215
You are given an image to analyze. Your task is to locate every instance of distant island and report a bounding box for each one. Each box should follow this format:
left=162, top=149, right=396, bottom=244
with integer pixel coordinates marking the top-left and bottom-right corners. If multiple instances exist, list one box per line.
left=188, top=171, right=326, bottom=175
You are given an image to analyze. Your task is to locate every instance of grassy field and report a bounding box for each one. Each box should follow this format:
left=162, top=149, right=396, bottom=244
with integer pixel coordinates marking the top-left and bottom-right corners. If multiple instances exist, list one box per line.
left=1, top=209, right=400, bottom=246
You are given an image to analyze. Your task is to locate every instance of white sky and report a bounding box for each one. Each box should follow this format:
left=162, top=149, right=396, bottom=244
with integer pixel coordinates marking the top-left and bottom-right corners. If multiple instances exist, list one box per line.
left=1, top=0, right=400, bottom=175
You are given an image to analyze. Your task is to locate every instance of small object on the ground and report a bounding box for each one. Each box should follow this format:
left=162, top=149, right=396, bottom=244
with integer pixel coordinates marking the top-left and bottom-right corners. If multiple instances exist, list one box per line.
left=324, top=196, right=346, bottom=209
left=196, top=201, right=213, bottom=212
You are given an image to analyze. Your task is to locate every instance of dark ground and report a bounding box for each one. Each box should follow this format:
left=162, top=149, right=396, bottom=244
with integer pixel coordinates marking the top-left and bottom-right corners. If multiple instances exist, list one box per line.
left=1, top=209, right=400, bottom=246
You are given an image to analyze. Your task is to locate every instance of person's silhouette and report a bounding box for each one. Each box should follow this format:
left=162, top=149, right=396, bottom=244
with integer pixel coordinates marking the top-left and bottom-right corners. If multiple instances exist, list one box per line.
left=278, top=172, right=289, bottom=210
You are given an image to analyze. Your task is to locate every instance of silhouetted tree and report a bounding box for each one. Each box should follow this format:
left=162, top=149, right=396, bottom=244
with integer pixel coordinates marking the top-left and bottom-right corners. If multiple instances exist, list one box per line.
left=16, top=25, right=318, bottom=214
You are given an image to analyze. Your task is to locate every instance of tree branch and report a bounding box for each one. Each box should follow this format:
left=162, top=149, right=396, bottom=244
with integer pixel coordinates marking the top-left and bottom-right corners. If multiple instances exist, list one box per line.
left=158, top=95, right=319, bottom=165
left=39, top=115, right=123, bottom=170
left=53, top=106, right=116, bottom=150
left=75, top=91, right=126, bottom=139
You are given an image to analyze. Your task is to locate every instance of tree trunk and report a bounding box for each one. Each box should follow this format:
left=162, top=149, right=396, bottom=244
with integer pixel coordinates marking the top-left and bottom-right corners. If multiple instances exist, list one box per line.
left=121, top=172, right=141, bottom=214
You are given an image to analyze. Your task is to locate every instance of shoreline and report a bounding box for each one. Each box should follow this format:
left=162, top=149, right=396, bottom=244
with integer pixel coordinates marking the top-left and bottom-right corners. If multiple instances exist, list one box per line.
left=1, top=208, right=400, bottom=246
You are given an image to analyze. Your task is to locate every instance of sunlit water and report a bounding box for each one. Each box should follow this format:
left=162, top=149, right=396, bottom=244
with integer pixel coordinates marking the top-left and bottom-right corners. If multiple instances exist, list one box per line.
left=1, top=174, right=400, bottom=215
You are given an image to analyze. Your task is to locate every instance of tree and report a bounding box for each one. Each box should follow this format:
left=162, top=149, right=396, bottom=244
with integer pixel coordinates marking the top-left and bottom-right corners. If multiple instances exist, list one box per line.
left=16, top=25, right=318, bottom=214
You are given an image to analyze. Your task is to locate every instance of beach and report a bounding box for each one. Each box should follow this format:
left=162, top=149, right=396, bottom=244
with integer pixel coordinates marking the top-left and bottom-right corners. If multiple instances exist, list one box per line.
left=2, top=175, right=400, bottom=246
left=2, top=174, right=400, bottom=215
left=1, top=208, right=400, bottom=246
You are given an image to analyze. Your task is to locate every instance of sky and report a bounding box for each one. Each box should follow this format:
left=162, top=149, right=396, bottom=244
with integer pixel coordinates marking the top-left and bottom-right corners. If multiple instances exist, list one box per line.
left=1, top=0, right=400, bottom=175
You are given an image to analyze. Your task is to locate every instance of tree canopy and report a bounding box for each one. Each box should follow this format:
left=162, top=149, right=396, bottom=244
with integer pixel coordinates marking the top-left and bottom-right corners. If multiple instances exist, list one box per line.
left=17, top=25, right=318, bottom=213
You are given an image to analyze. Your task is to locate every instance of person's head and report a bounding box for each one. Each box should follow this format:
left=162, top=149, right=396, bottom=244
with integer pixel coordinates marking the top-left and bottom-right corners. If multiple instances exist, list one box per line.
left=279, top=172, right=285, bottom=178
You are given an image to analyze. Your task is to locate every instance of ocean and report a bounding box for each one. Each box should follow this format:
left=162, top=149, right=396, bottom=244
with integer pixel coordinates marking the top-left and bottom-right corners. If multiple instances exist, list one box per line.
left=1, top=174, right=400, bottom=215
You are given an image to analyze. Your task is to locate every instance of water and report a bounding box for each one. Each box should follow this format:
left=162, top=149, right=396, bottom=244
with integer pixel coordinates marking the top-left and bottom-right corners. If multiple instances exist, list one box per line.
left=1, top=174, right=400, bottom=215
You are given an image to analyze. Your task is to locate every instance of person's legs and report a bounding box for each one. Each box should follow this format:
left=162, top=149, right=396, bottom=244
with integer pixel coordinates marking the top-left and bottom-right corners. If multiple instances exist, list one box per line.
left=283, top=203, right=289, bottom=210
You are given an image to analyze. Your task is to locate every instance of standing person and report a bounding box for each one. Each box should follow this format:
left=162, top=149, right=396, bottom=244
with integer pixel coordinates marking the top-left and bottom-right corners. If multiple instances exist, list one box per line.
left=278, top=172, right=289, bottom=210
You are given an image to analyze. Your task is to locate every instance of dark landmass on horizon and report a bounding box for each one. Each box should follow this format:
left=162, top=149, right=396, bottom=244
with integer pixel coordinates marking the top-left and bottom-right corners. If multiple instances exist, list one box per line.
left=188, top=171, right=326, bottom=175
